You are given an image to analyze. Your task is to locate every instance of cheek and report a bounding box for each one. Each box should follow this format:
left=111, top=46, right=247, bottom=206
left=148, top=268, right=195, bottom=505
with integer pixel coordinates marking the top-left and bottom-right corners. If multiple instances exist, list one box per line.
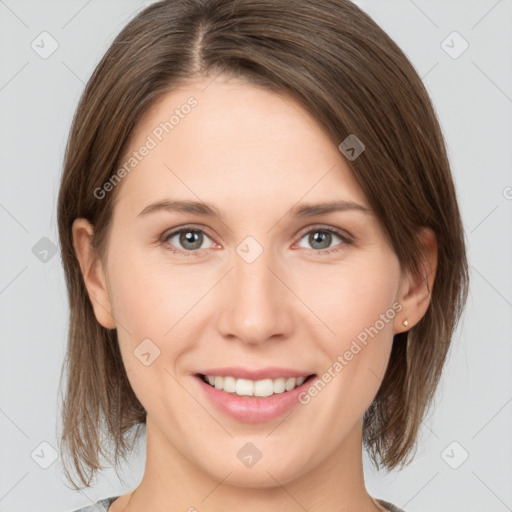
left=106, top=252, right=200, bottom=409
left=295, top=252, right=401, bottom=431
left=299, top=249, right=401, bottom=351
left=105, top=243, right=215, bottom=378
left=106, top=242, right=199, bottom=333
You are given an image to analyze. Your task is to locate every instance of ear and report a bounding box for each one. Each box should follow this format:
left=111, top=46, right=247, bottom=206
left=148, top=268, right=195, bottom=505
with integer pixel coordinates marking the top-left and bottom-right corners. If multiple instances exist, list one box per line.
left=72, top=218, right=117, bottom=329
left=394, top=227, right=437, bottom=333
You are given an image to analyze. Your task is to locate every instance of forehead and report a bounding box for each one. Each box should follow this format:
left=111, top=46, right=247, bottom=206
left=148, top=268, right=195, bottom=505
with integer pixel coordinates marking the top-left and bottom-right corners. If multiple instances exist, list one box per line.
left=112, top=76, right=369, bottom=218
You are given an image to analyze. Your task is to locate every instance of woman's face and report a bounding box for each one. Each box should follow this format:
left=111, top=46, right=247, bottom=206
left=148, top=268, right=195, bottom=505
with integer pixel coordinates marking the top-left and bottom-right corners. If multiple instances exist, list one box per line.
left=86, top=76, right=407, bottom=487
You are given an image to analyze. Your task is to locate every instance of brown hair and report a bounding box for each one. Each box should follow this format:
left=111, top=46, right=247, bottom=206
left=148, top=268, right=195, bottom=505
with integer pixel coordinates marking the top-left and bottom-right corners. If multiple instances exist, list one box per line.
left=57, top=0, right=469, bottom=489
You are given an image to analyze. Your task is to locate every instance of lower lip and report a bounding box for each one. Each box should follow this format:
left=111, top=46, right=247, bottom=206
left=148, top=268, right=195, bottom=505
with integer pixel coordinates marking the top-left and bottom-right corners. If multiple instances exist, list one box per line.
left=194, top=374, right=316, bottom=423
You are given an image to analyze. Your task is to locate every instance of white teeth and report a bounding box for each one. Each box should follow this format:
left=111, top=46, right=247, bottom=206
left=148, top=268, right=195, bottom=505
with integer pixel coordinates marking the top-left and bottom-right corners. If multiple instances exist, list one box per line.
left=223, top=376, right=236, bottom=393
left=236, top=378, right=256, bottom=396
left=202, top=374, right=309, bottom=397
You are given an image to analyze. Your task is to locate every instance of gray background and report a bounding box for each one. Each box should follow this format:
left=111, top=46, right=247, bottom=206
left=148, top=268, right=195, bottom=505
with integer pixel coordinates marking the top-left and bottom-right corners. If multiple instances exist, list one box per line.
left=1, top=1, right=511, bottom=511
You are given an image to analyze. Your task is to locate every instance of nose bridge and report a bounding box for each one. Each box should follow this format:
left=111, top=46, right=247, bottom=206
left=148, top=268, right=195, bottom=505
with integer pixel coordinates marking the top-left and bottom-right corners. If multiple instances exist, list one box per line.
left=217, top=237, right=292, bottom=343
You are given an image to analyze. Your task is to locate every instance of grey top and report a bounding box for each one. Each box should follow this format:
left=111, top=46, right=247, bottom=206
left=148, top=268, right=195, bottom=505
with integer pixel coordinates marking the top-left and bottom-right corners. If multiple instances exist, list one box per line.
left=71, top=496, right=119, bottom=512
left=71, top=495, right=406, bottom=511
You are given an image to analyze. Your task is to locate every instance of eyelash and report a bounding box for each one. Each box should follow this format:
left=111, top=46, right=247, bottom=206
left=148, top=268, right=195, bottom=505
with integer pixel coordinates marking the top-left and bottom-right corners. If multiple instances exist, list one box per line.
left=159, top=224, right=353, bottom=257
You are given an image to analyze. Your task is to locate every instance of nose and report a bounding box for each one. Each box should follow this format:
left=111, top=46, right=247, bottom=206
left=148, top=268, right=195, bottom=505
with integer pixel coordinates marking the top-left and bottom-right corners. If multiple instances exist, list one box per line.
left=216, top=244, right=295, bottom=346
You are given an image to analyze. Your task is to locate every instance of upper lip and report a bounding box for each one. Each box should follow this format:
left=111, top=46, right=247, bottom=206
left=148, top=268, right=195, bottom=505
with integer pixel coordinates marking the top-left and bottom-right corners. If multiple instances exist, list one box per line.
left=196, top=367, right=315, bottom=380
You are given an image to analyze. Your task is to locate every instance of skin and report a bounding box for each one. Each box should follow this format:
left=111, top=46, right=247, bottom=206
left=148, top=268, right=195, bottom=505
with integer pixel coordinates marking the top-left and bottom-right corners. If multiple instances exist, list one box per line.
left=72, top=75, right=437, bottom=512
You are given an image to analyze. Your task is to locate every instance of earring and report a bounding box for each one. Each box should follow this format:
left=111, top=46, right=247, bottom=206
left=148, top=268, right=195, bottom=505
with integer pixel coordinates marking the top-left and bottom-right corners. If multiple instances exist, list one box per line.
left=402, top=319, right=409, bottom=327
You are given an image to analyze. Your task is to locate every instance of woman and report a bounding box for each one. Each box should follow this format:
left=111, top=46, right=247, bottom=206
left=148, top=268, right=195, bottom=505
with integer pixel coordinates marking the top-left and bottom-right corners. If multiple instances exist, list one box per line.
left=57, top=1, right=469, bottom=511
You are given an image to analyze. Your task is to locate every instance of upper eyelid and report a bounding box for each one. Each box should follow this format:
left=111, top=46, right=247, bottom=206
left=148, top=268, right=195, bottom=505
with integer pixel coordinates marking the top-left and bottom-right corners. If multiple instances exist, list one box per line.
left=296, top=224, right=349, bottom=238
left=162, top=224, right=216, bottom=242
left=162, top=223, right=352, bottom=247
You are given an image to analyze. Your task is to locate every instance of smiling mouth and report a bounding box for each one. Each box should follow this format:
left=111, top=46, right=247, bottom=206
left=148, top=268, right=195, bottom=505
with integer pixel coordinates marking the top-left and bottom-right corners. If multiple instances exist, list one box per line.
left=196, top=373, right=316, bottom=398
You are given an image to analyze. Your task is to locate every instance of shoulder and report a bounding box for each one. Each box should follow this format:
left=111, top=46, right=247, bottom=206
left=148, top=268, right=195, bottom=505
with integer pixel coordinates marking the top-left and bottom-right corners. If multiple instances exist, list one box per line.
left=70, top=496, right=119, bottom=512
left=376, top=498, right=407, bottom=512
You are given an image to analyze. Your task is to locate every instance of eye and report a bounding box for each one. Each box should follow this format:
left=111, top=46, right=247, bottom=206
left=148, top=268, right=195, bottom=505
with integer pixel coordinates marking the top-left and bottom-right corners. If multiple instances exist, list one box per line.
left=295, top=226, right=352, bottom=254
left=159, top=224, right=352, bottom=257
left=161, top=225, right=216, bottom=255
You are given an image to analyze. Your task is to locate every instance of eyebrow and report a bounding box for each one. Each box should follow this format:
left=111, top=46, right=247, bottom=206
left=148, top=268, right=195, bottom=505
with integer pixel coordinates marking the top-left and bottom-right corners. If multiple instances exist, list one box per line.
left=137, top=199, right=371, bottom=219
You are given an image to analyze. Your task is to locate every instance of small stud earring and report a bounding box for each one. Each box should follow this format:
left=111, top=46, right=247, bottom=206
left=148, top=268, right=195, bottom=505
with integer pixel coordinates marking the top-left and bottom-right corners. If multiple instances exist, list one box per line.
left=402, top=319, right=409, bottom=327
